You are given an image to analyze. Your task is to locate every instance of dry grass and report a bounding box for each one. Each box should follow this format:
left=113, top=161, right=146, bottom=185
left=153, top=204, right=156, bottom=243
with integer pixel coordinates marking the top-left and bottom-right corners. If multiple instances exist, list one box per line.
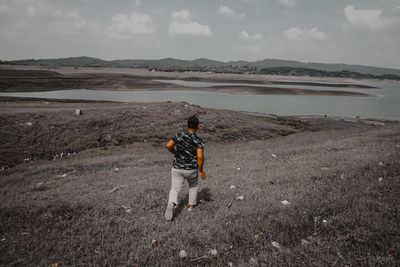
left=1, top=113, right=399, bottom=266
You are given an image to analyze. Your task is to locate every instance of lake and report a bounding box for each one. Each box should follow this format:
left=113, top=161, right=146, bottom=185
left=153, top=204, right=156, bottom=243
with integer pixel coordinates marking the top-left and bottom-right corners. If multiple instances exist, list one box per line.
left=1, top=79, right=399, bottom=120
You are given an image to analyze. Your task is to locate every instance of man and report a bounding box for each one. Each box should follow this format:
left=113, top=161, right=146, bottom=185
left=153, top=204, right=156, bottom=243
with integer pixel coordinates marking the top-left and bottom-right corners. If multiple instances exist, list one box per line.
left=164, top=115, right=206, bottom=221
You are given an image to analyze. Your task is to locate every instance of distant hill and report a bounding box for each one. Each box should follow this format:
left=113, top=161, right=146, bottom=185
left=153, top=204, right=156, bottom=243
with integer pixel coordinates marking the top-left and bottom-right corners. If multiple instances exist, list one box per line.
left=4, top=56, right=400, bottom=76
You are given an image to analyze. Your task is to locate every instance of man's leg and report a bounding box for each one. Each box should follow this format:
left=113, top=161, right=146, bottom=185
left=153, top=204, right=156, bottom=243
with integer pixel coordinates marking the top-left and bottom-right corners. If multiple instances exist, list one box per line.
left=165, top=168, right=184, bottom=220
left=185, top=169, right=199, bottom=207
left=168, top=168, right=184, bottom=205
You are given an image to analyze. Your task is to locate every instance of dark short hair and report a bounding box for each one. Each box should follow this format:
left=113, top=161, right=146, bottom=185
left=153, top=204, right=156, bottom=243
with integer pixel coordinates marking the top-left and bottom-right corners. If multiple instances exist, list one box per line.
left=188, top=115, right=199, bottom=129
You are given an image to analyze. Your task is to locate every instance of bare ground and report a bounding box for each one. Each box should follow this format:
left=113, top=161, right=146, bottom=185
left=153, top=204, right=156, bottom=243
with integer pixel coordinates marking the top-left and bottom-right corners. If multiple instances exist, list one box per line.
left=0, top=99, right=399, bottom=266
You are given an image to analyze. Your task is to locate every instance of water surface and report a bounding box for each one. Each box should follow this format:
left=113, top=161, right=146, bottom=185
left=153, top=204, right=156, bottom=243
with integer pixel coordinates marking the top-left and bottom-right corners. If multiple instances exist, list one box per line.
left=0, top=80, right=399, bottom=120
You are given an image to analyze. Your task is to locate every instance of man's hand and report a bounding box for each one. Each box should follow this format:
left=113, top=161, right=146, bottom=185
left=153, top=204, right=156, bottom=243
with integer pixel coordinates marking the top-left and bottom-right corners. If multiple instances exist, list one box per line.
left=199, top=171, right=206, bottom=179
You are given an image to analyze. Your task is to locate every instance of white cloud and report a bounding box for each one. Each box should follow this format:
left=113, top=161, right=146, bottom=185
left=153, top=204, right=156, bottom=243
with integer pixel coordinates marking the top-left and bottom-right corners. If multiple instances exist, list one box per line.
left=168, top=10, right=212, bottom=36
left=279, top=0, right=295, bottom=8
left=105, top=12, right=155, bottom=37
left=238, top=30, right=263, bottom=40
left=168, top=21, right=211, bottom=36
left=172, top=10, right=190, bottom=21
left=344, top=5, right=399, bottom=30
left=135, top=0, right=141, bottom=7
left=283, top=27, right=327, bottom=41
left=218, top=5, right=245, bottom=20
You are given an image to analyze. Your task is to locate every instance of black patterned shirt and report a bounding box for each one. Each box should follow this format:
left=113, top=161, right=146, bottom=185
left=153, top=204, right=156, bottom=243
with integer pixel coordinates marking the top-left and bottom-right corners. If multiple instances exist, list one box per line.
left=171, top=130, right=204, bottom=170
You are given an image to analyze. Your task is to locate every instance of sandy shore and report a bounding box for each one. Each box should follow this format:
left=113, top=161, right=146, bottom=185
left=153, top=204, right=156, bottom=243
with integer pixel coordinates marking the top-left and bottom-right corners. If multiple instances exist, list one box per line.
left=0, top=65, right=377, bottom=96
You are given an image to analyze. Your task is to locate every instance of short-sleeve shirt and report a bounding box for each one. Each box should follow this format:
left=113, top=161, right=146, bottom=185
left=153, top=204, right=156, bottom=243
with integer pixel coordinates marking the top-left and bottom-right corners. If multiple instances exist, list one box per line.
left=171, top=130, right=204, bottom=170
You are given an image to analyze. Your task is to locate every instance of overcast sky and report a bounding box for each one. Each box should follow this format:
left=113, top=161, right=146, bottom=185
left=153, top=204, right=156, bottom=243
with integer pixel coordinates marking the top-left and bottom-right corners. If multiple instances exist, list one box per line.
left=1, top=0, right=400, bottom=68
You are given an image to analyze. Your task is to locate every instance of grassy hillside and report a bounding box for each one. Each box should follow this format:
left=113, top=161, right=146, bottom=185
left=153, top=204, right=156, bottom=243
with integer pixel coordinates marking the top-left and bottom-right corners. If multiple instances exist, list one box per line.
left=0, top=100, right=399, bottom=266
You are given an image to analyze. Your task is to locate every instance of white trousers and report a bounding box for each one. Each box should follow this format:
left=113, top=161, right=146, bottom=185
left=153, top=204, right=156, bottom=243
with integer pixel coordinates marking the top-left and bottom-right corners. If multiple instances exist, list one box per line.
left=168, top=167, right=199, bottom=206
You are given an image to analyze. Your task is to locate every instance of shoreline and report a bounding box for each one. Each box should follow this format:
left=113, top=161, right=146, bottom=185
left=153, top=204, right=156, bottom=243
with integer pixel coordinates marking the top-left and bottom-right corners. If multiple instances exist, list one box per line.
left=0, top=66, right=379, bottom=97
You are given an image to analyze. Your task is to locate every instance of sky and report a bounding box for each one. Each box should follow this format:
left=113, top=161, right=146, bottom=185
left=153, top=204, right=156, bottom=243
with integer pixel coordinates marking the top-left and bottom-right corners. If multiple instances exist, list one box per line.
left=1, top=0, right=400, bottom=69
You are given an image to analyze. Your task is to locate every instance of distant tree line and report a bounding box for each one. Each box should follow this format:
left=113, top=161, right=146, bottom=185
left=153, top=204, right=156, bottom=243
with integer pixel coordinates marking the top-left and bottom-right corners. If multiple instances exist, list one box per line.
left=3, top=56, right=400, bottom=80
left=150, top=66, right=400, bottom=80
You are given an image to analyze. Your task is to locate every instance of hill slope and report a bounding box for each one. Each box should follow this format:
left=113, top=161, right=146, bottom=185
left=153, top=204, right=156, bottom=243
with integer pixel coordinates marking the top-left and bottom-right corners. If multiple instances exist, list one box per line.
left=5, top=56, right=400, bottom=76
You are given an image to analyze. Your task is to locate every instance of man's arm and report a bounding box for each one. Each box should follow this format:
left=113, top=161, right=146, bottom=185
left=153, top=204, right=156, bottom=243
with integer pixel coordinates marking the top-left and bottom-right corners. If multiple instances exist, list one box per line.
left=196, top=148, right=206, bottom=179
left=166, top=140, right=176, bottom=154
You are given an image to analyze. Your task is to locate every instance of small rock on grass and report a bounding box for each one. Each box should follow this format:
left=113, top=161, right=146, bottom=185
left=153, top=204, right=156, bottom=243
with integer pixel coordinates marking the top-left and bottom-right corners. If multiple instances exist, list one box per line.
left=230, top=185, right=236, bottom=189
left=378, top=161, right=384, bottom=167
left=208, top=249, right=218, bottom=256
left=179, top=250, right=187, bottom=258
left=301, top=239, right=310, bottom=246
left=121, top=205, right=132, bottom=214
left=379, top=177, right=383, bottom=182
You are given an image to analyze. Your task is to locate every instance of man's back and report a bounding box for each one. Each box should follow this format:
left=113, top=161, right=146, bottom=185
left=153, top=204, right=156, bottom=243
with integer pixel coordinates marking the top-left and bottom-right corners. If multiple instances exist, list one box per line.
left=172, top=130, right=204, bottom=170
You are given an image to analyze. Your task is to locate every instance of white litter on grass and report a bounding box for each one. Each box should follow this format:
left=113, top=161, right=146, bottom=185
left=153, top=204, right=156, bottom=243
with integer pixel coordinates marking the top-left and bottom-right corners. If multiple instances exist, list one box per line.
left=321, top=167, right=329, bottom=171
left=115, top=168, right=119, bottom=171
left=396, top=144, right=400, bottom=148
left=228, top=262, right=233, bottom=267
left=62, top=174, right=67, bottom=178
left=0, top=237, right=5, bottom=242
left=121, top=205, right=132, bottom=214
left=271, top=241, right=281, bottom=249
left=236, top=167, right=241, bottom=171
left=179, top=250, right=187, bottom=258
left=378, top=161, right=384, bottom=166
left=271, top=154, right=277, bottom=158
left=151, top=239, right=158, bottom=247
left=323, top=220, right=328, bottom=224
left=208, top=249, right=218, bottom=256
left=230, top=185, right=236, bottom=189
left=236, top=195, right=244, bottom=200
left=340, top=174, right=345, bottom=179
left=281, top=200, right=290, bottom=205
left=379, top=177, right=383, bottom=182
left=25, top=122, right=33, bottom=126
